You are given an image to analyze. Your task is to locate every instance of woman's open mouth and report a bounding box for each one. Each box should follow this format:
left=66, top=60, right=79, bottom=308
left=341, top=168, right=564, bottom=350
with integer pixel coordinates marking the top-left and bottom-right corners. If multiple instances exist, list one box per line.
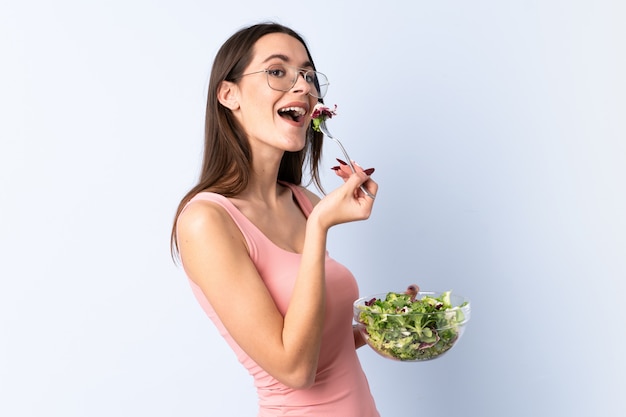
left=278, top=106, right=307, bottom=123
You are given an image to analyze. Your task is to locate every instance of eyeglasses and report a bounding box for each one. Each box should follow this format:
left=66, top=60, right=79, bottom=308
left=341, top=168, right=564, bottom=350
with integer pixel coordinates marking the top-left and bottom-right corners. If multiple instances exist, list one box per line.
left=239, top=64, right=329, bottom=99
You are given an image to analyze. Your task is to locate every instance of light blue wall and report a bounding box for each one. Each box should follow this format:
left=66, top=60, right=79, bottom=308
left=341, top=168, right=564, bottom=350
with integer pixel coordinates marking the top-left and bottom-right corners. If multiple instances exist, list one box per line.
left=1, top=1, right=624, bottom=416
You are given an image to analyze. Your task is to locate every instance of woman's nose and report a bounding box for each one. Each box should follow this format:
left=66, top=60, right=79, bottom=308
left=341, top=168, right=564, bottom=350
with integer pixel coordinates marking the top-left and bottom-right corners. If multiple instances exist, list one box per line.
left=291, top=71, right=311, bottom=95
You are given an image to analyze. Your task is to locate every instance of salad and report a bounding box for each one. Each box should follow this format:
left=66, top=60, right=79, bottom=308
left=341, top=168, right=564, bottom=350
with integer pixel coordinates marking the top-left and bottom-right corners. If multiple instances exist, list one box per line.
left=355, top=290, right=469, bottom=361
left=310, top=103, right=337, bottom=132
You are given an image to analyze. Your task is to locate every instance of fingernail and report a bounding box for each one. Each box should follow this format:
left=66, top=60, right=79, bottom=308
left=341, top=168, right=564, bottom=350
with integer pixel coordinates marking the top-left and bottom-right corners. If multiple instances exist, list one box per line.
left=336, top=158, right=348, bottom=165
left=363, top=168, right=375, bottom=175
left=331, top=166, right=340, bottom=171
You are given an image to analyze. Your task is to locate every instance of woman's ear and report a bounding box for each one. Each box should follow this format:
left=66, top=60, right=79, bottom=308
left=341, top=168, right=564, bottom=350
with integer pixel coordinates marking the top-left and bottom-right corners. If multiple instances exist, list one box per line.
left=217, top=80, right=240, bottom=110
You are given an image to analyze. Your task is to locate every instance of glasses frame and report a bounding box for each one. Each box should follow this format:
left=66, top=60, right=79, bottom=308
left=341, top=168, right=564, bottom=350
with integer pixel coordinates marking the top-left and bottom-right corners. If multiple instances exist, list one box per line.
left=239, top=64, right=329, bottom=99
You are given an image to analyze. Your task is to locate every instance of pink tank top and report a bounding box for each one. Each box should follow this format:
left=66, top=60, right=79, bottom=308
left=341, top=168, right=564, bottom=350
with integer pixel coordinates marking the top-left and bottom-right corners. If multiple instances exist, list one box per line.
left=181, top=182, right=379, bottom=416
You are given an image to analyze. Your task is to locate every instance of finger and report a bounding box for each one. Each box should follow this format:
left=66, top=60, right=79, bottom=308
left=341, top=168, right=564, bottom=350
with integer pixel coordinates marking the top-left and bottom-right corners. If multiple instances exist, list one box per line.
left=347, top=173, right=377, bottom=214
left=332, top=165, right=351, bottom=181
left=334, top=160, right=375, bottom=190
left=332, top=162, right=354, bottom=180
left=358, top=175, right=378, bottom=198
left=346, top=170, right=371, bottom=191
left=337, top=158, right=367, bottom=174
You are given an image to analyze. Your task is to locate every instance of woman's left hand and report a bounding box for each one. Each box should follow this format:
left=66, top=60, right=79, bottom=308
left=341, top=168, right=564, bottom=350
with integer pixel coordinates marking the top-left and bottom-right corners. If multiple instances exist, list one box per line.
left=331, top=158, right=375, bottom=198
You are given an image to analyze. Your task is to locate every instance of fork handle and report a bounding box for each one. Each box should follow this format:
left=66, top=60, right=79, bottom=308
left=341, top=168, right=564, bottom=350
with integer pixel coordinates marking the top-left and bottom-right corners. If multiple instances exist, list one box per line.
left=320, top=120, right=376, bottom=199
left=331, top=139, right=376, bottom=199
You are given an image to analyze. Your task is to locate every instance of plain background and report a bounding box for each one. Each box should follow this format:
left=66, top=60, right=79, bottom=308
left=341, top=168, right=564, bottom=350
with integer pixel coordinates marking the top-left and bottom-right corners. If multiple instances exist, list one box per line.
left=1, top=1, right=625, bottom=416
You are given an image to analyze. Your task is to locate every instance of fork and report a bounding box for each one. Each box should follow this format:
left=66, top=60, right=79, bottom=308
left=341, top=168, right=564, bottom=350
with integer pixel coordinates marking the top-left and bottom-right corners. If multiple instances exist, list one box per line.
left=319, top=120, right=376, bottom=199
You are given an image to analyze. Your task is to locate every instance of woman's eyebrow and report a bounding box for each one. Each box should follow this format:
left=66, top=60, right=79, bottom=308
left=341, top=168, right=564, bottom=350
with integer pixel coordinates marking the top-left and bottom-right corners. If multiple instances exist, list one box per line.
left=262, top=53, right=314, bottom=68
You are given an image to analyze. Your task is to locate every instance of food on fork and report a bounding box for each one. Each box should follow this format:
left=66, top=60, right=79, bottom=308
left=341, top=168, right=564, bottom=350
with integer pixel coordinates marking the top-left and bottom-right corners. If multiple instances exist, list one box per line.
left=311, top=103, right=337, bottom=132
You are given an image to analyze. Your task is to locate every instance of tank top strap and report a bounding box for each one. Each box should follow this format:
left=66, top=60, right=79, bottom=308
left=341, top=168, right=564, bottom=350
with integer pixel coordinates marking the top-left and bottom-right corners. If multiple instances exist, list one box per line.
left=279, top=181, right=314, bottom=217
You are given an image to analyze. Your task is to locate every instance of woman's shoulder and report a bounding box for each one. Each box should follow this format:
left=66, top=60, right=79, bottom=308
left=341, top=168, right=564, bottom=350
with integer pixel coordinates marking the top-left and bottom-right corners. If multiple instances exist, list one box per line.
left=177, top=194, right=235, bottom=236
left=176, top=192, right=250, bottom=257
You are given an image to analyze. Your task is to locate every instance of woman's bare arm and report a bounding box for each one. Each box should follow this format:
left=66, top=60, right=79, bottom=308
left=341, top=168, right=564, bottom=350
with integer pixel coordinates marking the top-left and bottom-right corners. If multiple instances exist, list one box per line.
left=177, top=173, right=377, bottom=389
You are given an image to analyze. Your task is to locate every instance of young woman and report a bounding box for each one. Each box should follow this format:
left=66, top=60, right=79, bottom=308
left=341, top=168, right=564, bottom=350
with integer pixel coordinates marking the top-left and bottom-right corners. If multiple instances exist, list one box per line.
left=171, top=23, right=379, bottom=416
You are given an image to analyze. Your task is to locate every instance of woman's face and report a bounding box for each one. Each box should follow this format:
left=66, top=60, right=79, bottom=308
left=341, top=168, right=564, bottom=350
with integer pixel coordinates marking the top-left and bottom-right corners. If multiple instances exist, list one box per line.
left=233, top=33, right=318, bottom=157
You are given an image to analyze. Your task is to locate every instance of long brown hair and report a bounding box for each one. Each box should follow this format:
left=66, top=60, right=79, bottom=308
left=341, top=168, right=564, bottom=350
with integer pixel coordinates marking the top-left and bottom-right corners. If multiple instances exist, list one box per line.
left=170, top=23, right=325, bottom=258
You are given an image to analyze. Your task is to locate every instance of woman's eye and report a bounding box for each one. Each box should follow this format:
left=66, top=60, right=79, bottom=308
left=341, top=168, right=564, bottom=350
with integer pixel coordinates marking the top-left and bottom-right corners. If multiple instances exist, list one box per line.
left=268, top=68, right=286, bottom=78
left=305, top=73, right=318, bottom=84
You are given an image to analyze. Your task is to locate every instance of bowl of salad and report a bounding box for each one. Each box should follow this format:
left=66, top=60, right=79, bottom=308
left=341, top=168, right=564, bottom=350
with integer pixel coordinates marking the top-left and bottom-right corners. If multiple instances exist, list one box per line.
left=353, top=285, right=471, bottom=361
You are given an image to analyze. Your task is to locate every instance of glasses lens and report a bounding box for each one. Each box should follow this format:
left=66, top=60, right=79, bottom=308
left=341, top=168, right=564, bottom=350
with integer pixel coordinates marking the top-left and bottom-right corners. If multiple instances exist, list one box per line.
left=308, top=71, right=329, bottom=99
left=265, top=64, right=292, bottom=92
left=265, top=64, right=328, bottom=98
